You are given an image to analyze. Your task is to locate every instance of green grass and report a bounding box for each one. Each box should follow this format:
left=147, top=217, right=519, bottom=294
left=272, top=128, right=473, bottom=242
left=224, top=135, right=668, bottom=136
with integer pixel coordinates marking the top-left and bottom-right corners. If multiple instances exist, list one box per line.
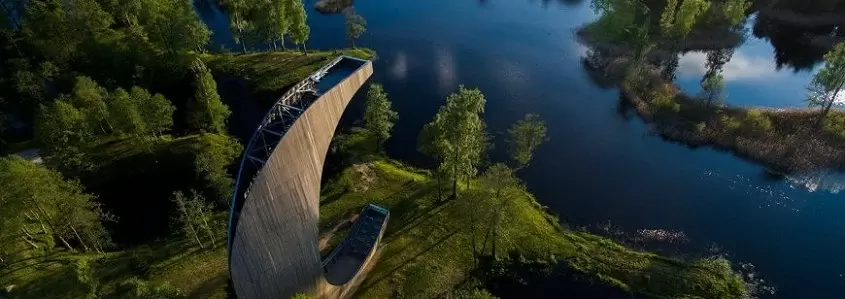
left=319, top=159, right=748, bottom=299
left=204, top=48, right=375, bottom=93
left=0, top=237, right=229, bottom=299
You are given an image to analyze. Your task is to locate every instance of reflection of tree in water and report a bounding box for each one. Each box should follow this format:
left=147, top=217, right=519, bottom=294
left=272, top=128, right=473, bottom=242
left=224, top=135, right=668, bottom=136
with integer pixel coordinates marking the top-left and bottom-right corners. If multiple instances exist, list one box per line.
left=752, top=12, right=843, bottom=72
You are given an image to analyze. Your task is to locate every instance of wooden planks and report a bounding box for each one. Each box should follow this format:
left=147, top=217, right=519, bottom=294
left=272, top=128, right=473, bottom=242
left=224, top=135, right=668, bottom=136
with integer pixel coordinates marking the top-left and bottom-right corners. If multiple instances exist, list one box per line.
left=230, top=61, right=374, bottom=299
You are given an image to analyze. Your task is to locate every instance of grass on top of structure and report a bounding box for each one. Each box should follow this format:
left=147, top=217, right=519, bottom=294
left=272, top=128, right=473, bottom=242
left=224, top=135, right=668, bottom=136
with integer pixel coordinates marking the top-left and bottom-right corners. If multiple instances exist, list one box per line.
left=319, top=159, right=747, bottom=299
left=205, top=48, right=375, bottom=93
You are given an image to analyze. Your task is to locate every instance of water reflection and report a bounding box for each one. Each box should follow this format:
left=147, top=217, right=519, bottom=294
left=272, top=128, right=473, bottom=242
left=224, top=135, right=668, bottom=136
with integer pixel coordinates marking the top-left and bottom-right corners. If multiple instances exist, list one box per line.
left=434, top=46, right=458, bottom=93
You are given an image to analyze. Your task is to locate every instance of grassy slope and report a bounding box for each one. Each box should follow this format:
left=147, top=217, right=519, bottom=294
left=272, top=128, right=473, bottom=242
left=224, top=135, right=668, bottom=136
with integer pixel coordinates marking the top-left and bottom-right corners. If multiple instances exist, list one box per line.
left=204, top=48, right=375, bottom=93
left=320, top=160, right=746, bottom=299
left=1, top=135, right=231, bottom=299
left=0, top=238, right=228, bottom=299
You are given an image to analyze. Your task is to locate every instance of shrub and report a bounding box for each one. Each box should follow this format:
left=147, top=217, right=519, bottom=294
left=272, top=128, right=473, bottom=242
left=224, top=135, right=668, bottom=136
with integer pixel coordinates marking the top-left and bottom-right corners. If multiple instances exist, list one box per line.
left=119, top=277, right=185, bottom=299
left=721, top=115, right=742, bottom=132
left=128, top=247, right=154, bottom=277
left=651, top=84, right=680, bottom=113
left=695, top=122, right=707, bottom=133
left=743, top=110, right=772, bottom=134
left=822, top=113, right=845, bottom=139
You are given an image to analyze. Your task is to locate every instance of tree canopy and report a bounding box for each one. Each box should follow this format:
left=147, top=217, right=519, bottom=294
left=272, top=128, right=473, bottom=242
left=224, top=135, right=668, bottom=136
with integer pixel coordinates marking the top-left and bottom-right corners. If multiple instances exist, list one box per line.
left=807, top=42, right=845, bottom=124
left=364, top=83, right=398, bottom=151
left=345, top=10, right=367, bottom=48
left=507, top=114, right=549, bottom=168
left=188, top=60, right=231, bottom=133
left=420, top=85, right=488, bottom=197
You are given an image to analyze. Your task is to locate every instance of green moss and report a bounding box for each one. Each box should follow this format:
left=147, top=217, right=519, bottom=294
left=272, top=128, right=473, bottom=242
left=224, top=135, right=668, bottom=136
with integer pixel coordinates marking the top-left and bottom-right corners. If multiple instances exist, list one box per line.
left=320, top=159, right=748, bottom=299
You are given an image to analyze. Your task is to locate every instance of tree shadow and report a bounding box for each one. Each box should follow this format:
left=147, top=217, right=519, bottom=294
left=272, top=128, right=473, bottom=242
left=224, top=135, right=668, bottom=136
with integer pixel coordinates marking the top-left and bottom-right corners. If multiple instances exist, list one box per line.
left=187, top=271, right=229, bottom=299
left=356, top=230, right=460, bottom=293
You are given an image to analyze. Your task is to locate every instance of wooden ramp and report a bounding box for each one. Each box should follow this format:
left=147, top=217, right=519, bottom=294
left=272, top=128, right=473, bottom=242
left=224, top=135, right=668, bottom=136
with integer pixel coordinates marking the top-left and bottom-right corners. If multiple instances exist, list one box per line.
left=228, top=57, right=373, bottom=299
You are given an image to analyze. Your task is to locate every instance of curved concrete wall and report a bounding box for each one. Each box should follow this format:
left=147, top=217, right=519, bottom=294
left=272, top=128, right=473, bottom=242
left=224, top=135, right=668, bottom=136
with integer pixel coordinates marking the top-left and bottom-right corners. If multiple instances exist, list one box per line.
left=230, top=61, right=373, bottom=299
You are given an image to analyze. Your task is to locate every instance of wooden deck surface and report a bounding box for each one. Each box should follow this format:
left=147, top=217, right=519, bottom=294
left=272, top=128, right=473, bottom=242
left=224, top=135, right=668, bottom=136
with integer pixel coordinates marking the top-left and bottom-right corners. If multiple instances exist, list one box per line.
left=230, top=61, right=373, bottom=299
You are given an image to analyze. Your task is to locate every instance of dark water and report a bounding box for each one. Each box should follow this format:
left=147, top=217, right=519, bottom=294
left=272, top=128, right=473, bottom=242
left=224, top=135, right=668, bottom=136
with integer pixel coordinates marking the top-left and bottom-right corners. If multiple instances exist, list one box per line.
left=197, top=1, right=845, bottom=298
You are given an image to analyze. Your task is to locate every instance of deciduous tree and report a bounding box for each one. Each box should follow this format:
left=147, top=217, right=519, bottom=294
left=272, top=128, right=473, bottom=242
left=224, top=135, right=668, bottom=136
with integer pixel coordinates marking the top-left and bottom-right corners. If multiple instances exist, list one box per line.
left=345, top=10, right=366, bottom=48
left=171, top=190, right=218, bottom=249
left=188, top=60, right=231, bottom=133
left=287, top=0, right=310, bottom=54
left=507, top=114, right=548, bottom=169
left=364, top=83, right=398, bottom=151
left=807, top=42, right=845, bottom=127
left=192, top=134, right=242, bottom=203
left=420, top=85, right=487, bottom=198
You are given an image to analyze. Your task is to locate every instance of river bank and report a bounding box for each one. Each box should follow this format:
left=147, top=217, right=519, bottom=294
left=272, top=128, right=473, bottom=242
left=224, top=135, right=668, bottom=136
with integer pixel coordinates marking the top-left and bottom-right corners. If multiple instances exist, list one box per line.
left=577, top=29, right=845, bottom=173
left=318, top=149, right=749, bottom=298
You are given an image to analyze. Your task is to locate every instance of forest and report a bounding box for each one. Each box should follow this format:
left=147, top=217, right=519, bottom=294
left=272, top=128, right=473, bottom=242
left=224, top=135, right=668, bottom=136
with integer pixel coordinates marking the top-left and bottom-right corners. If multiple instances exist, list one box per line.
left=2, top=0, right=832, bottom=298
left=0, top=0, right=317, bottom=298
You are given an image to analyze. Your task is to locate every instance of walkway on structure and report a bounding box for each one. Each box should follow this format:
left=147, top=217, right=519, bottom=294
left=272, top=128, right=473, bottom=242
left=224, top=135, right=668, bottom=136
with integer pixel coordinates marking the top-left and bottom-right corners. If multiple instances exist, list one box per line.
left=227, top=55, right=380, bottom=299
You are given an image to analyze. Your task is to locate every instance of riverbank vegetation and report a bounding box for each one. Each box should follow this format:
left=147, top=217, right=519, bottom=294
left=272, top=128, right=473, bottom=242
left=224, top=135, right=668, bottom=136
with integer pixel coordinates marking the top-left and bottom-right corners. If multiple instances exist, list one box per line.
left=580, top=0, right=845, bottom=172
left=321, top=83, right=749, bottom=298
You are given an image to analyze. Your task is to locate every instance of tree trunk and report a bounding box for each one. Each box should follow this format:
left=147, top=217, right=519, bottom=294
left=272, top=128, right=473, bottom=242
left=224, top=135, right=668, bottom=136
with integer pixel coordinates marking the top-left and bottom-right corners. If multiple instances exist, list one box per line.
left=175, top=196, right=204, bottom=249
left=20, top=229, right=40, bottom=249
left=436, top=170, right=443, bottom=201
left=303, top=43, right=309, bottom=55
left=814, top=83, right=843, bottom=128
left=272, top=40, right=278, bottom=51
left=281, top=38, right=286, bottom=50
left=199, top=208, right=216, bottom=245
left=57, top=235, right=73, bottom=251
left=70, top=225, right=89, bottom=252
left=352, top=39, right=356, bottom=49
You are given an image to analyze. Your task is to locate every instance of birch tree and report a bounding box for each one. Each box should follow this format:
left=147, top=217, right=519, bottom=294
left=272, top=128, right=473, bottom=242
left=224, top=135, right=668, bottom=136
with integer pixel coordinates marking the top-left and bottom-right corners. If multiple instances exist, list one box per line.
left=807, top=42, right=845, bottom=127
left=344, top=9, right=366, bottom=48
left=286, top=0, right=310, bottom=54
left=420, top=85, right=487, bottom=198
left=171, top=190, right=218, bottom=248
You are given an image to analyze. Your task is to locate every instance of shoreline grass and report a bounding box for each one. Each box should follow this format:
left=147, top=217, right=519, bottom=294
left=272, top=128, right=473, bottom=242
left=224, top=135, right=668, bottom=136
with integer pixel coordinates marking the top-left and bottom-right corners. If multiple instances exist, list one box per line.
left=319, top=159, right=748, bottom=298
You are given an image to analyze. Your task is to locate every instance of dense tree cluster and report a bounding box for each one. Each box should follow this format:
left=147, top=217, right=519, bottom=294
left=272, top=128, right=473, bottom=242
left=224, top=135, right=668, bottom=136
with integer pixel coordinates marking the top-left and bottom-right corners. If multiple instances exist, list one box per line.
left=0, top=0, right=241, bottom=277
left=0, top=156, right=110, bottom=263
left=221, top=0, right=311, bottom=53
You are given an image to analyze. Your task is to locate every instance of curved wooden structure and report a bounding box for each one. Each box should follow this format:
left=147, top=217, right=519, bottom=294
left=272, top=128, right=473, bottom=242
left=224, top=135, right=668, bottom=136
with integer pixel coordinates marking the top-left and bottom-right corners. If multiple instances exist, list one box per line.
left=228, top=57, right=373, bottom=299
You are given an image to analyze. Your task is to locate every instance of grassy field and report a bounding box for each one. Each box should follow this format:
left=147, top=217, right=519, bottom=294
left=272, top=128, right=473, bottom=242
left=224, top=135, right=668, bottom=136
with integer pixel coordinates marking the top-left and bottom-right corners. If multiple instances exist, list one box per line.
left=0, top=236, right=229, bottom=299
left=204, top=48, right=375, bottom=93
left=319, top=159, right=747, bottom=299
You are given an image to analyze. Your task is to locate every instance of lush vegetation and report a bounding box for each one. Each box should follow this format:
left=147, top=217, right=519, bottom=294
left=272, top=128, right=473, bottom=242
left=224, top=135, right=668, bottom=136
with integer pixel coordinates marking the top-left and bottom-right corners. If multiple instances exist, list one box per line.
left=580, top=0, right=845, bottom=172
left=319, top=159, right=747, bottom=298
left=320, top=81, right=748, bottom=298
left=1, top=0, right=754, bottom=298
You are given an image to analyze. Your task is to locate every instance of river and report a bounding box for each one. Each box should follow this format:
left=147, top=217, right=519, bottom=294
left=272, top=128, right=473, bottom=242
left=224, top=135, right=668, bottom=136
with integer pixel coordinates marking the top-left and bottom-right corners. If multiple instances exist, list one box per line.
left=196, top=0, right=845, bottom=298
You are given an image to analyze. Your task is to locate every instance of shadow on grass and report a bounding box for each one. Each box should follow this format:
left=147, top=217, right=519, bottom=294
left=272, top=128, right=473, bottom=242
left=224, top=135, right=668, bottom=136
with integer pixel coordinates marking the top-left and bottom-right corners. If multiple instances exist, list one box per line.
left=357, top=230, right=460, bottom=294
left=187, top=271, right=229, bottom=299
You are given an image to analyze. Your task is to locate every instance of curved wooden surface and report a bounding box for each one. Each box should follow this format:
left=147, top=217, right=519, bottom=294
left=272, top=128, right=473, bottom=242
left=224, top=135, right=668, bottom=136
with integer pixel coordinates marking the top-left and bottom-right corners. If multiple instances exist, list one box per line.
left=230, top=61, right=373, bottom=299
